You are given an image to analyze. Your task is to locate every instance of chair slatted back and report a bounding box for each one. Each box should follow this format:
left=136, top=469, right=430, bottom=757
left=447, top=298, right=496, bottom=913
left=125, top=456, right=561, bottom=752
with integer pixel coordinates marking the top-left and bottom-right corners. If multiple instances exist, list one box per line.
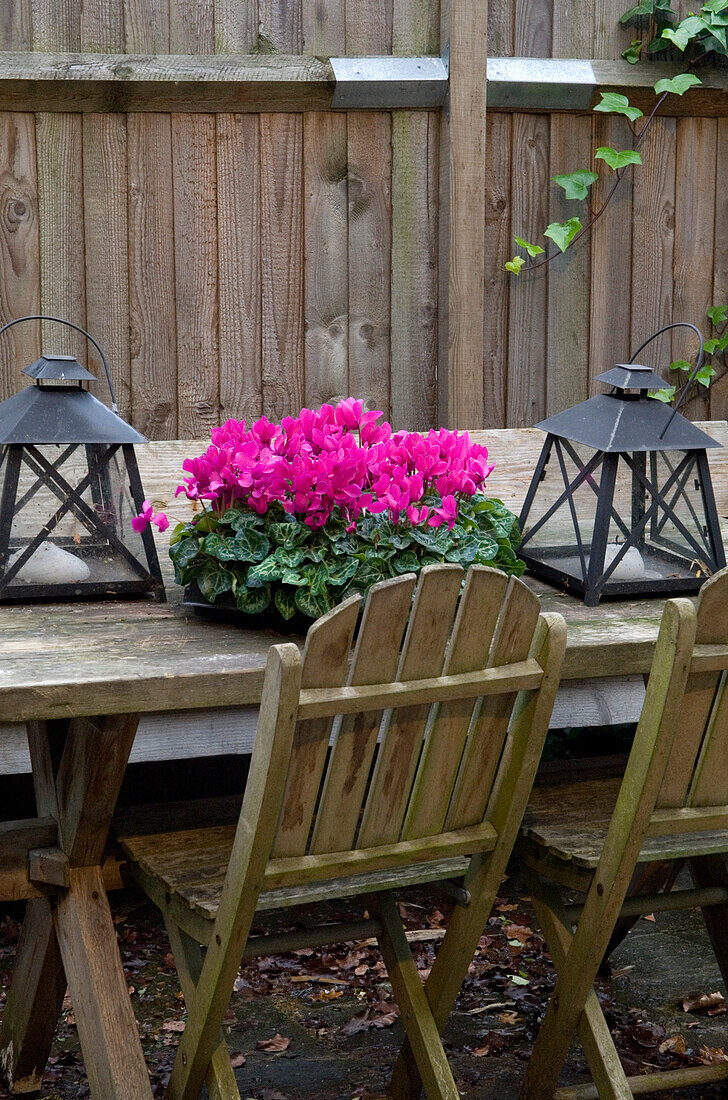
left=654, top=571, right=728, bottom=814
left=272, top=564, right=549, bottom=867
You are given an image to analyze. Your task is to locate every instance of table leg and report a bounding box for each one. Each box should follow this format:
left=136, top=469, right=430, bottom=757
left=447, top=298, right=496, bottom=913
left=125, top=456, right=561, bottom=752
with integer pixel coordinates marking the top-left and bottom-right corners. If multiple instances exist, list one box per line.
left=0, top=897, right=65, bottom=1093
left=0, top=713, right=153, bottom=1100
left=55, top=865, right=152, bottom=1100
left=0, top=720, right=69, bottom=1092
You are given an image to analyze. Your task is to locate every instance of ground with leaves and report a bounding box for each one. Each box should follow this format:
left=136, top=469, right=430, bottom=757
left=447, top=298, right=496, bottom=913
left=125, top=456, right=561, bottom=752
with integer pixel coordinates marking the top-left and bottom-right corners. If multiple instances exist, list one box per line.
left=0, top=876, right=727, bottom=1099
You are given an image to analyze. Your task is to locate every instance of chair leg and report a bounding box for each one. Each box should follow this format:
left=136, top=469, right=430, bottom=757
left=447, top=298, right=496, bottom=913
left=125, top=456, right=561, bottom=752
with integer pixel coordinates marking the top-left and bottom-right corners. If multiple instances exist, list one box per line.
left=524, top=870, right=633, bottom=1100
left=689, top=855, right=728, bottom=988
left=163, top=919, right=241, bottom=1100
left=519, top=872, right=631, bottom=1100
left=387, top=852, right=506, bottom=1099
left=369, top=893, right=460, bottom=1100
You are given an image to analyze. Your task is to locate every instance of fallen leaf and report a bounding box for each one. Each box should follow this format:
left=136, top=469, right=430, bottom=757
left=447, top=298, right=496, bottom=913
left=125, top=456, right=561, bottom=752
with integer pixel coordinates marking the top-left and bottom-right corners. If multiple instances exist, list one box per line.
left=503, top=924, right=532, bottom=944
left=257, top=1034, right=291, bottom=1053
left=658, top=1035, right=686, bottom=1055
left=643, top=913, right=656, bottom=923
left=497, top=1011, right=519, bottom=1026
left=682, top=992, right=726, bottom=1014
left=229, top=1052, right=246, bottom=1067
left=311, top=989, right=343, bottom=1002
left=698, top=1046, right=728, bottom=1064
left=162, top=1020, right=185, bottom=1033
left=163, top=952, right=176, bottom=970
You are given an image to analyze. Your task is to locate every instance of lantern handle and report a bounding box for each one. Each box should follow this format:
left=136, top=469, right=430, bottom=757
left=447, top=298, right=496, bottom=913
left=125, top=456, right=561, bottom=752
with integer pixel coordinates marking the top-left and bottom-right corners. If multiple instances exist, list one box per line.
left=627, top=321, right=704, bottom=441
left=0, top=315, right=119, bottom=414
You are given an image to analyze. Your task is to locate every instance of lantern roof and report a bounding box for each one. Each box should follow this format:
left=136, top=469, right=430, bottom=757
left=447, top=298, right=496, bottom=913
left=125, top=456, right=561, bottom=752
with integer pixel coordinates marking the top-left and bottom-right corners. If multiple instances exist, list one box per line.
left=23, top=354, right=97, bottom=382
left=0, top=385, right=147, bottom=444
left=536, top=393, right=721, bottom=453
left=597, top=362, right=667, bottom=391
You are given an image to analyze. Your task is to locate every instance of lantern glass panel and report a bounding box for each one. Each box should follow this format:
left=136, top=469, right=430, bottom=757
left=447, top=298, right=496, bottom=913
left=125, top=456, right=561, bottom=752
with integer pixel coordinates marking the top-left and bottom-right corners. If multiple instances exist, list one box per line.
left=0, top=443, right=153, bottom=596
left=519, top=440, right=601, bottom=584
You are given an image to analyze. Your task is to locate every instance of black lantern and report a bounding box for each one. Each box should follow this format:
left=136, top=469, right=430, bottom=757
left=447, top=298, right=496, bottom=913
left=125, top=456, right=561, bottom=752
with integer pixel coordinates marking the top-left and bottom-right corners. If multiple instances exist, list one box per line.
left=518, top=323, right=726, bottom=606
left=0, top=316, right=165, bottom=602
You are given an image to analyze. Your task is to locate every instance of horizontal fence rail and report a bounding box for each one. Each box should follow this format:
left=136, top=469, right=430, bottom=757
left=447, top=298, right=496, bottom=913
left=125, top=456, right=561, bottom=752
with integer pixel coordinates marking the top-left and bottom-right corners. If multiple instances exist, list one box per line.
left=0, top=53, right=725, bottom=115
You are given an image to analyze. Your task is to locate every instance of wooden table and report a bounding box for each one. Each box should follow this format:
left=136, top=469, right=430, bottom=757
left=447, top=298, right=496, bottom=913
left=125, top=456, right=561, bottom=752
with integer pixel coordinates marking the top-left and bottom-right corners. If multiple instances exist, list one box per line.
left=0, top=421, right=724, bottom=1096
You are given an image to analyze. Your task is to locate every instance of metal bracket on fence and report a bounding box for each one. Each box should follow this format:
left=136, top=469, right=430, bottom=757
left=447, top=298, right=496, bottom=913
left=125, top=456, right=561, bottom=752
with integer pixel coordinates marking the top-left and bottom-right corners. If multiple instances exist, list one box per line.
left=486, top=57, right=597, bottom=110
left=330, top=53, right=449, bottom=110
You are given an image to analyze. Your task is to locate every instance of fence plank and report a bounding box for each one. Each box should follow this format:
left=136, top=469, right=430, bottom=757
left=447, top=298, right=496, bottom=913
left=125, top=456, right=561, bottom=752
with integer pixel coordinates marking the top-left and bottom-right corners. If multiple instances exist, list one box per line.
left=446, top=0, right=488, bottom=428
left=170, top=1, right=219, bottom=438
left=593, top=0, right=633, bottom=60
left=0, top=114, right=39, bottom=391
left=126, top=0, right=177, bottom=438
left=81, top=0, right=130, bottom=417
left=507, top=114, right=549, bottom=427
left=546, top=113, right=592, bottom=414
left=710, top=117, right=728, bottom=421
left=346, top=2, right=392, bottom=416
left=673, top=117, right=717, bottom=420
left=482, top=113, right=510, bottom=428
left=514, top=0, right=553, bottom=57
left=390, top=0, right=439, bottom=431
left=32, top=0, right=85, bottom=360
left=303, top=2, right=347, bottom=409
left=260, top=1, right=304, bottom=420
left=589, top=114, right=633, bottom=385
left=215, top=0, right=260, bottom=424
left=630, top=114, right=675, bottom=375
left=0, top=11, right=38, bottom=385
left=1, top=2, right=32, bottom=50
left=546, top=14, right=592, bottom=414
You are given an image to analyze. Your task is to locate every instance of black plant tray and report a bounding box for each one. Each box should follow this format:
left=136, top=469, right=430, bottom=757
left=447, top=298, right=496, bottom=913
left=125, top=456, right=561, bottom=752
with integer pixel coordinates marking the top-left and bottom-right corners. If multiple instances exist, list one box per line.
left=183, top=581, right=310, bottom=635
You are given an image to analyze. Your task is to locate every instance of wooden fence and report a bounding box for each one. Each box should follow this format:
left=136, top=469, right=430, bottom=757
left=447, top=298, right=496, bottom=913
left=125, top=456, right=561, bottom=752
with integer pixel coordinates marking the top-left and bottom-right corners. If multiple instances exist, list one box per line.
left=0, top=0, right=725, bottom=438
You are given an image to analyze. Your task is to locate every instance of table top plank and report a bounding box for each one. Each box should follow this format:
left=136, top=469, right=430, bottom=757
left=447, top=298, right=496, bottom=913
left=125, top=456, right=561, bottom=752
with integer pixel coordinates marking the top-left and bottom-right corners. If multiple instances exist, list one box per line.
left=0, top=422, right=724, bottom=722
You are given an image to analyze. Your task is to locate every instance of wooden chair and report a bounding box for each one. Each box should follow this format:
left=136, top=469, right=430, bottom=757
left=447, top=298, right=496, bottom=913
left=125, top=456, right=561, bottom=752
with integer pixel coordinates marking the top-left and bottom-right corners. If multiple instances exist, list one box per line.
left=116, top=563, right=565, bottom=1100
left=516, top=569, right=728, bottom=1100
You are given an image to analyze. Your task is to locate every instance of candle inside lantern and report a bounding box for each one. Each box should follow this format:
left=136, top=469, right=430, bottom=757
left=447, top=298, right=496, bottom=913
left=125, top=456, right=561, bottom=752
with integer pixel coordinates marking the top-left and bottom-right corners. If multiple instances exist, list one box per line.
left=603, top=543, right=645, bottom=581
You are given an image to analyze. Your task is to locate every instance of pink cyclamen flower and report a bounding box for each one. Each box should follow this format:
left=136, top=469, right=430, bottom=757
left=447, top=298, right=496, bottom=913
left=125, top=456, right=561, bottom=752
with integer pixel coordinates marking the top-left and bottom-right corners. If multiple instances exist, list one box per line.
left=428, top=494, right=458, bottom=530
left=132, top=500, right=170, bottom=533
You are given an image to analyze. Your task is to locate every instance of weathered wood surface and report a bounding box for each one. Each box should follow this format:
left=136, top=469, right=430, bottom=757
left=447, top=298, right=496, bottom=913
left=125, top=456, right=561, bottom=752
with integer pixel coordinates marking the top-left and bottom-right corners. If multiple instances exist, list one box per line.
left=0, top=54, right=727, bottom=117
left=0, top=425, right=724, bottom=762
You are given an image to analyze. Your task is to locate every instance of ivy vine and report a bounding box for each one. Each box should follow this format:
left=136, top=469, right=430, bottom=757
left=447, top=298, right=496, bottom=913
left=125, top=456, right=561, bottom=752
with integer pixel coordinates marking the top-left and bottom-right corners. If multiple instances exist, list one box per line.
left=506, top=0, right=728, bottom=404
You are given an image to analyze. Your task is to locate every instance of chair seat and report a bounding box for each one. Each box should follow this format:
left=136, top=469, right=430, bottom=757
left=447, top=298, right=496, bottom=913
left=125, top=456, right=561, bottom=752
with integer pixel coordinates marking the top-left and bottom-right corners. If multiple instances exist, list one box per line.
left=114, top=797, right=469, bottom=921
left=521, top=777, right=728, bottom=870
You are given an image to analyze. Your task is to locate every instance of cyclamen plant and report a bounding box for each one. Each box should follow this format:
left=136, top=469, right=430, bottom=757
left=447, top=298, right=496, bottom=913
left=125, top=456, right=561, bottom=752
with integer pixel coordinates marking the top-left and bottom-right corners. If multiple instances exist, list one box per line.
left=135, top=399, right=524, bottom=624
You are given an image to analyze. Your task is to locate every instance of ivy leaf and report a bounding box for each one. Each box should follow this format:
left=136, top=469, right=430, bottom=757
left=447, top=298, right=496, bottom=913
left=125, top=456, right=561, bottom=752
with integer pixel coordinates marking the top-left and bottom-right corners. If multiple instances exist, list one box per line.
left=595, top=146, right=643, bottom=170
left=651, top=386, right=677, bottom=403
left=704, top=0, right=728, bottom=13
left=543, top=217, right=582, bottom=253
left=662, top=15, right=704, bottom=48
left=505, top=256, right=526, bottom=275
left=669, top=359, right=692, bottom=371
left=708, top=21, right=728, bottom=47
left=696, top=363, right=718, bottom=388
left=274, top=587, right=297, bottom=621
left=620, top=0, right=656, bottom=20
left=514, top=235, right=545, bottom=257
left=552, top=170, right=599, bottom=200
left=622, top=38, right=644, bottom=62
left=704, top=335, right=728, bottom=353
left=593, top=92, right=644, bottom=121
left=654, top=72, right=702, bottom=95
